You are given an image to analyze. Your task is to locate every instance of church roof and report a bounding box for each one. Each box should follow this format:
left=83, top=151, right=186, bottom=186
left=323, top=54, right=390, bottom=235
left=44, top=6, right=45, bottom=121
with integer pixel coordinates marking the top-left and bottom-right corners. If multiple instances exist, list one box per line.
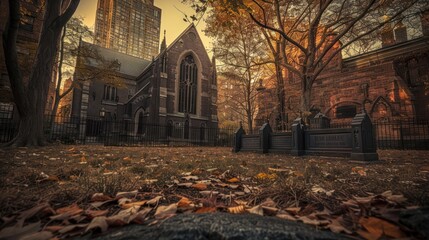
left=80, top=41, right=151, bottom=77
left=137, top=24, right=208, bottom=77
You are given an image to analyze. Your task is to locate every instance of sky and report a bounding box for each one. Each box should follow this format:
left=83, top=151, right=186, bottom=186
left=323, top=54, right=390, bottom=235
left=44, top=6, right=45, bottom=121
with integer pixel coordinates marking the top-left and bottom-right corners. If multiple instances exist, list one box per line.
left=73, top=0, right=213, bottom=55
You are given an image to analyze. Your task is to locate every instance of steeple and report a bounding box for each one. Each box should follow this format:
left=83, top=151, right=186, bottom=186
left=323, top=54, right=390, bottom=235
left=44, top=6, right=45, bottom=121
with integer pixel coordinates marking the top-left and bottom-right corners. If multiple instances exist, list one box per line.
left=160, top=30, right=167, bottom=52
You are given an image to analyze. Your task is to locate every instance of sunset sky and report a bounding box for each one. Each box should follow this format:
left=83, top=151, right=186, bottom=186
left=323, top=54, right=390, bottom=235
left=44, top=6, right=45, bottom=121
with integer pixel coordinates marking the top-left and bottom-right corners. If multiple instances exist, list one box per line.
left=74, top=0, right=213, bottom=55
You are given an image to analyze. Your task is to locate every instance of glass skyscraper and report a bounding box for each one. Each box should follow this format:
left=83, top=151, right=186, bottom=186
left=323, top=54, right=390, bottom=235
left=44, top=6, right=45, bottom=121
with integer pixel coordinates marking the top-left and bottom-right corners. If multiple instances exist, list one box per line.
left=94, top=0, right=161, bottom=60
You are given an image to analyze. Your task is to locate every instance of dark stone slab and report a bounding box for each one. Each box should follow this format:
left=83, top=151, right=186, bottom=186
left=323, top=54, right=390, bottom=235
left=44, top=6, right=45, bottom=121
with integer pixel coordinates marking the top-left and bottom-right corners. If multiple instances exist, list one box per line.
left=93, top=213, right=349, bottom=240
left=399, top=207, right=429, bottom=239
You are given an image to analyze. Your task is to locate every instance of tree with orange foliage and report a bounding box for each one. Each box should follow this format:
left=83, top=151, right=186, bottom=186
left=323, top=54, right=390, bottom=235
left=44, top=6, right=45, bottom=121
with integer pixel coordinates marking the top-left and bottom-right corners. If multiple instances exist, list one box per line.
left=185, top=0, right=427, bottom=117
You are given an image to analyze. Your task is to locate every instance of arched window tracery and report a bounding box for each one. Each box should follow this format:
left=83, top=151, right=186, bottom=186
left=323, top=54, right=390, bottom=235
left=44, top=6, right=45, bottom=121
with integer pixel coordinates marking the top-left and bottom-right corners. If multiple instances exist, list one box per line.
left=179, top=55, right=197, bottom=114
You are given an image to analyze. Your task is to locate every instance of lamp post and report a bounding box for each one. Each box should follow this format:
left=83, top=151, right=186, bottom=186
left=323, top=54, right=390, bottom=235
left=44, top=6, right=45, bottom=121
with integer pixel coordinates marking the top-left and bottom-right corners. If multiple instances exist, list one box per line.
left=99, top=107, right=105, bottom=143
left=256, top=78, right=267, bottom=131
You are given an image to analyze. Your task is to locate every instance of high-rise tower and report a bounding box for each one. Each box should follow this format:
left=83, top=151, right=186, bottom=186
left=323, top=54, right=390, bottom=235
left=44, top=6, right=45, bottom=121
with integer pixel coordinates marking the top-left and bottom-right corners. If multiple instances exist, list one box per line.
left=94, top=0, right=161, bottom=60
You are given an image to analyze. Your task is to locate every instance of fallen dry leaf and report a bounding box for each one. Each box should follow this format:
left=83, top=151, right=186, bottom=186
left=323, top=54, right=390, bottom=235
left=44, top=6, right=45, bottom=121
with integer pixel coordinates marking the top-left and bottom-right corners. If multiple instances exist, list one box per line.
left=106, top=206, right=140, bottom=227
left=276, top=211, right=297, bottom=221
left=120, top=200, right=147, bottom=209
left=326, top=218, right=352, bottom=234
left=58, top=223, right=88, bottom=235
left=260, top=198, right=276, bottom=208
left=182, top=175, right=199, bottom=181
left=199, top=190, right=219, bottom=197
left=85, top=209, right=109, bottom=219
left=16, top=203, right=54, bottom=224
left=115, top=190, right=138, bottom=199
left=359, top=217, right=406, bottom=239
left=195, top=207, right=217, bottom=213
left=285, top=207, right=301, bottom=215
left=268, top=167, right=290, bottom=172
left=352, top=166, right=367, bottom=176
left=227, top=177, right=240, bottom=183
left=255, top=173, right=277, bottom=180
left=20, top=231, right=53, bottom=240
left=381, top=191, right=407, bottom=204
left=90, top=199, right=116, bottom=208
left=228, top=205, right=245, bottom=214
left=0, top=221, right=41, bottom=240
left=146, top=196, right=162, bottom=206
left=154, top=204, right=177, bottom=219
left=177, top=197, right=193, bottom=208
left=132, top=208, right=152, bottom=224
left=247, top=205, right=264, bottom=216
left=91, top=193, right=113, bottom=202
left=85, top=216, right=108, bottom=233
left=262, top=206, right=278, bottom=216
left=191, top=183, right=208, bottom=190
left=54, top=203, right=83, bottom=218
left=177, top=182, right=193, bottom=187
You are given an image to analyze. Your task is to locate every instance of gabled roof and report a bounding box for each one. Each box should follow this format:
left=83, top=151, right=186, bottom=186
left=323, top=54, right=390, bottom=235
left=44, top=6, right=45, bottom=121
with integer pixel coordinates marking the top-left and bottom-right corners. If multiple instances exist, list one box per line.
left=136, top=24, right=209, bottom=77
left=81, top=41, right=151, bottom=77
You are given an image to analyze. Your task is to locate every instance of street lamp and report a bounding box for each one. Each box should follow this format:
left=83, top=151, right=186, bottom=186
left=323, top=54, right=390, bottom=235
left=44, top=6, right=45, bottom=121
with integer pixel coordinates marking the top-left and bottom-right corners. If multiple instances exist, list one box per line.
left=256, top=79, right=267, bottom=129
left=99, top=107, right=105, bottom=118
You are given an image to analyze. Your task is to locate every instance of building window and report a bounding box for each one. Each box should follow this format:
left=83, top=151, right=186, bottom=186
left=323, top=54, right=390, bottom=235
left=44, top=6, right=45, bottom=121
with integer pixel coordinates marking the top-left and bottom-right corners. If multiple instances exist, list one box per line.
left=336, top=105, right=356, bottom=118
left=179, top=55, right=197, bottom=114
left=104, top=85, right=118, bottom=102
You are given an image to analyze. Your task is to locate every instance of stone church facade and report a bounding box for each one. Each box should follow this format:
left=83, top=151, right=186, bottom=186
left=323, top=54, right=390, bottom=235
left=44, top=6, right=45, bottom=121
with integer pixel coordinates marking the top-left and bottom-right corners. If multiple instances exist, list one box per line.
left=71, top=24, right=218, bottom=141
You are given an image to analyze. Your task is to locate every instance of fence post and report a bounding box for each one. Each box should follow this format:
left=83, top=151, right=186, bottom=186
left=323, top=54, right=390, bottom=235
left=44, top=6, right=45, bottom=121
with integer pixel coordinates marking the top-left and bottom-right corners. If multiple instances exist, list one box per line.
left=259, top=122, right=272, bottom=153
left=310, top=112, right=330, bottom=129
left=399, top=121, right=404, bottom=149
left=351, top=112, right=379, bottom=161
left=232, top=122, right=245, bottom=153
left=291, top=118, right=305, bottom=156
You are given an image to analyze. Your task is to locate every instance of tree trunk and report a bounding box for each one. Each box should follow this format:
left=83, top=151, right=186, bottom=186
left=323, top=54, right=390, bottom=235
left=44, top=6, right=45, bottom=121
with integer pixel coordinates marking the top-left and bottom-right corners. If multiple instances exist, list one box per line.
left=247, top=112, right=253, bottom=134
left=2, top=0, right=79, bottom=147
left=274, top=53, right=286, bottom=130
left=7, top=109, right=45, bottom=146
left=301, top=88, right=312, bottom=123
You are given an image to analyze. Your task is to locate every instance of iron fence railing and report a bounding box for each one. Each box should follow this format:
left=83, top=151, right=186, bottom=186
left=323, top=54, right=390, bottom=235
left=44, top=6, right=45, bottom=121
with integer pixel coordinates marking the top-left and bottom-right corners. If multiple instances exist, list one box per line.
left=0, top=115, right=236, bottom=147
left=373, top=119, right=429, bottom=150
left=0, top=115, right=428, bottom=150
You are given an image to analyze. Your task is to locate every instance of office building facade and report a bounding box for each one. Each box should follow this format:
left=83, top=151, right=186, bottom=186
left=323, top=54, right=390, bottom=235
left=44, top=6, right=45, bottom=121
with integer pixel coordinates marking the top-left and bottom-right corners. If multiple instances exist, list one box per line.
left=94, top=0, right=161, bottom=60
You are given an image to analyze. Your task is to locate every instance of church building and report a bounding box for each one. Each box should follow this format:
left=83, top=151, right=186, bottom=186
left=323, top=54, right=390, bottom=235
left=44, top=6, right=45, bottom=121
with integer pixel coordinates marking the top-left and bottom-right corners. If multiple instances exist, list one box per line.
left=71, top=24, right=218, bottom=141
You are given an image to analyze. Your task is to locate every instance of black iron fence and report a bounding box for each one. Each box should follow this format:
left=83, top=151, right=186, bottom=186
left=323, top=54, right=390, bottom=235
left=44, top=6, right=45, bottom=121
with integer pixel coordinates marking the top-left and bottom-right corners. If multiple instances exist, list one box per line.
left=0, top=115, right=428, bottom=150
left=0, top=115, right=236, bottom=147
left=374, top=119, right=429, bottom=150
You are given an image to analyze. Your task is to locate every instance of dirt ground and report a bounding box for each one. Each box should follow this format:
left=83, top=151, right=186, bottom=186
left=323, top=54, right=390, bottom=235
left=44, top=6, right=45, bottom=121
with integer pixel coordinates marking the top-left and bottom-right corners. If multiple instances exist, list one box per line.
left=0, top=145, right=428, bottom=239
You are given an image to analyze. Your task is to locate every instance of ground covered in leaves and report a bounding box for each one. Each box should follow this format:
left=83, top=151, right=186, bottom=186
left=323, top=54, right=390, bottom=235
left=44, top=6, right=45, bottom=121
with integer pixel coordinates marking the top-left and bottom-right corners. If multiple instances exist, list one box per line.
left=0, top=145, right=428, bottom=239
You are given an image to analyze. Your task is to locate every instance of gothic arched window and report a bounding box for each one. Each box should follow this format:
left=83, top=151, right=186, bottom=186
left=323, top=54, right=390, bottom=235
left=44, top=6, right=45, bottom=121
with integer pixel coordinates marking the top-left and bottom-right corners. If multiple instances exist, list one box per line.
left=179, top=55, right=197, bottom=114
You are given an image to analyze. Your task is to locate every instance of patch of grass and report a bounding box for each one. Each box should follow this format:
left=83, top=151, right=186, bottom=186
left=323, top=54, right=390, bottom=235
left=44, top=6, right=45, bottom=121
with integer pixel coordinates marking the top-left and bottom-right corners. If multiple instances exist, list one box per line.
left=0, top=146, right=428, bottom=218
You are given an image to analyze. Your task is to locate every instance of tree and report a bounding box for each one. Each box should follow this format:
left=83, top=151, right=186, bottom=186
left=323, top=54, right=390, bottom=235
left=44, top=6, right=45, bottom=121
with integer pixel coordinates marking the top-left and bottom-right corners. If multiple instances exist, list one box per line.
left=50, top=17, right=121, bottom=125
left=186, top=0, right=427, bottom=116
left=50, top=17, right=92, bottom=122
left=3, top=0, right=80, bottom=147
left=204, top=9, right=267, bottom=132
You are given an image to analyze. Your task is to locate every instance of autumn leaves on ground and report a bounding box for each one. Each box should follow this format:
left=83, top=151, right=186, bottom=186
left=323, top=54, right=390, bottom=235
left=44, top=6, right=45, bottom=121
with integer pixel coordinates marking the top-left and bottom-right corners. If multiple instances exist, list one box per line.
left=0, top=146, right=428, bottom=239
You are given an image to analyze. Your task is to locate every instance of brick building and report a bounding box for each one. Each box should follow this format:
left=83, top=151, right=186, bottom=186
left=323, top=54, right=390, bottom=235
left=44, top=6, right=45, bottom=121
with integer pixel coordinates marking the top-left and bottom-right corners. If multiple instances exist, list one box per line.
left=71, top=40, right=150, bottom=137
left=71, top=24, right=218, bottom=140
left=0, top=1, right=56, bottom=118
left=256, top=12, right=429, bottom=127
